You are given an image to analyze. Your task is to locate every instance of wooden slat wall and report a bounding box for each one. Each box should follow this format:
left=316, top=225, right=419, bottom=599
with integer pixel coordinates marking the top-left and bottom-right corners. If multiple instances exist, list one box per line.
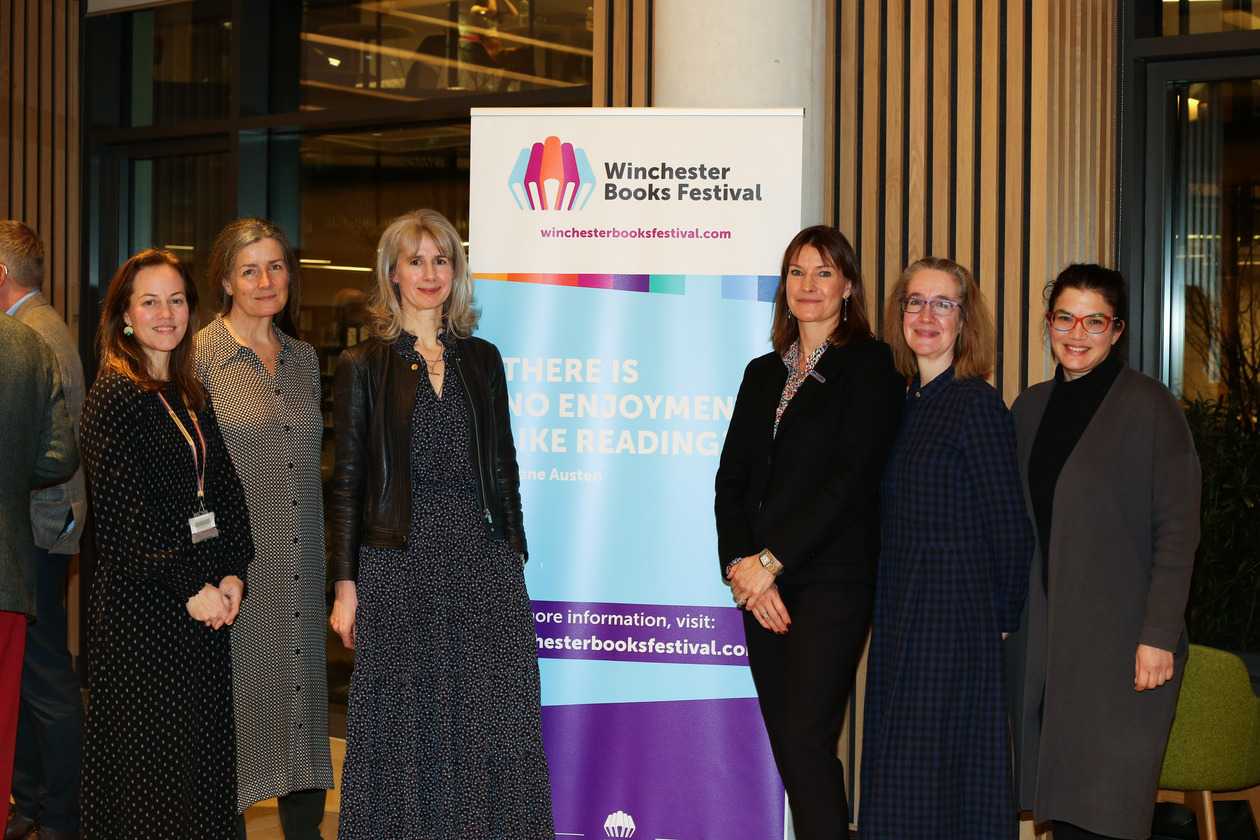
left=834, top=0, right=1116, bottom=401
left=593, top=0, right=652, bottom=107
left=0, top=0, right=82, bottom=336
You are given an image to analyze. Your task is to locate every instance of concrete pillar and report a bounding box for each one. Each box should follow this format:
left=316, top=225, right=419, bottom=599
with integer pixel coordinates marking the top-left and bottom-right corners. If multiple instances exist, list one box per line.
left=652, top=1, right=828, bottom=225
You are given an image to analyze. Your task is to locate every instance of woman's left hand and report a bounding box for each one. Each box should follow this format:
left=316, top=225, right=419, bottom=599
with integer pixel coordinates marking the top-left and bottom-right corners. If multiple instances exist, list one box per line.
left=219, top=575, right=244, bottom=627
left=748, top=584, right=791, bottom=635
left=1134, top=643, right=1175, bottom=691
left=727, top=555, right=776, bottom=607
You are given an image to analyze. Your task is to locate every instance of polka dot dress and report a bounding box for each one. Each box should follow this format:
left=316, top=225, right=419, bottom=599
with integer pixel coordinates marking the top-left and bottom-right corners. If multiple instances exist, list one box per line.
left=79, top=372, right=254, bottom=840
left=196, top=318, right=334, bottom=811
left=337, top=334, right=554, bottom=840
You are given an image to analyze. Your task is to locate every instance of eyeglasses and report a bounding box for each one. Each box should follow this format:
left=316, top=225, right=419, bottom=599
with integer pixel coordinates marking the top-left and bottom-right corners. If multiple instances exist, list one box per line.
left=900, top=297, right=963, bottom=317
left=1047, top=311, right=1116, bottom=334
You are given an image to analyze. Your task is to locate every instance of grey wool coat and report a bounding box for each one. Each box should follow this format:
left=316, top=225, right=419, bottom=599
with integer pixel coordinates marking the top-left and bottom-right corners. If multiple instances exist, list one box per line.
left=1005, top=365, right=1201, bottom=840
left=0, top=314, right=79, bottom=618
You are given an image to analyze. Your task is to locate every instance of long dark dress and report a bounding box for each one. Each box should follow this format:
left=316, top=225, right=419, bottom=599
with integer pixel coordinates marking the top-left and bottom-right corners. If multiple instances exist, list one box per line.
left=337, top=337, right=553, bottom=840
left=80, top=372, right=253, bottom=840
left=858, top=368, right=1033, bottom=840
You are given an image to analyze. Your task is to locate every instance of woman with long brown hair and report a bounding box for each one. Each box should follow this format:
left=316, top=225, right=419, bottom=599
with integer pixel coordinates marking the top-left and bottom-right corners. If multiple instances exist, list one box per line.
left=714, top=225, right=904, bottom=838
left=80, top=248, right=253, bottom=840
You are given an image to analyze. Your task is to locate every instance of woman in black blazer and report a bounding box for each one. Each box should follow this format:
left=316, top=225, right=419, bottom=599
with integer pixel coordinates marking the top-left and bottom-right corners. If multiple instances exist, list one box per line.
left=714, top=226, right=904, bottom=839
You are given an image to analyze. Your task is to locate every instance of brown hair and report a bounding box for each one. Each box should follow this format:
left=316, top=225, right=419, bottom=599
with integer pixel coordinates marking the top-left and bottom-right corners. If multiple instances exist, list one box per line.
left=207, top=217, right=302, bottom=337
left=367, top=209, right=478, bottom=342
left=0, top=220, right=45, bottom=288
left=770, top=226, right=873, bottom=354
left=883, top=256, right=994, bottom=380
left=97, top=248, right=206, bottom=410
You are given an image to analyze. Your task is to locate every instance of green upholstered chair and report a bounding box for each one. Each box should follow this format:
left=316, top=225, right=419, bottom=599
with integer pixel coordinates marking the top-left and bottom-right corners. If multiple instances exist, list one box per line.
left=1156, top=644, right=1260, bottom=840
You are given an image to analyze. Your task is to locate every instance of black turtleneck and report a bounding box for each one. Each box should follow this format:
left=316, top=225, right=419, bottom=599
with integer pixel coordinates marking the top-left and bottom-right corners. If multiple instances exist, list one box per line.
left=1027, top=351, right=1125, bottom=589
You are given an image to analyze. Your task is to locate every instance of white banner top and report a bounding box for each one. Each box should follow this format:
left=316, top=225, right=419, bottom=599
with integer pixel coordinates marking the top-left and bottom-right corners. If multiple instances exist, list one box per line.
left=470, top=107, right=805, bottom=276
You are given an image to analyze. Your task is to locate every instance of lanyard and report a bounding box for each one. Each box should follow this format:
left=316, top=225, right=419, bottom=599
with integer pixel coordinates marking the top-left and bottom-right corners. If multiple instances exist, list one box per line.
left=156, top=392, right=208, bottom=510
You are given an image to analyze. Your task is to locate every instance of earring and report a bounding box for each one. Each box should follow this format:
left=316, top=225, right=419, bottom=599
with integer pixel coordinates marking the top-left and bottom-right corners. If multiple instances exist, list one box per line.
left=123, top=325, right=134, bottom=336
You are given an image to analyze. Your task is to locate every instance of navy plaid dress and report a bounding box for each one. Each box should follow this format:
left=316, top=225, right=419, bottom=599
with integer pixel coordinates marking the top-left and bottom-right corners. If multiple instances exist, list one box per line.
left=858, top=368, right=1033, bottom=840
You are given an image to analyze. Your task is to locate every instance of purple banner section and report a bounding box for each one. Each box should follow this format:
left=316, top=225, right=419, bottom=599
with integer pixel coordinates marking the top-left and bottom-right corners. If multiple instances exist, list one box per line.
left=543, top=697, right=784, bottom=840
left=532, top=600, right=749, bottom=666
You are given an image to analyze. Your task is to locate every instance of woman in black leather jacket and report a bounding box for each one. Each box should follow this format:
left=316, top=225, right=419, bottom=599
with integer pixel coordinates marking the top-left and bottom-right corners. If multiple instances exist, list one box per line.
left=329, top=209, right=553, bottom=840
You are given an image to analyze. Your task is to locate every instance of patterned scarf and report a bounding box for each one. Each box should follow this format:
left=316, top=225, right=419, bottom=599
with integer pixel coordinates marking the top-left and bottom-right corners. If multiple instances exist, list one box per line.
left=774, top=339, right=829, bottom=437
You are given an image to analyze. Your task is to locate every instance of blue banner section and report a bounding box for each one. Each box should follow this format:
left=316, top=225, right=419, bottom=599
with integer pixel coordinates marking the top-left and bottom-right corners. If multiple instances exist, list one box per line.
left=471, top=108, right=802, bottom=840
left=477, top=275, right=772, bottom=615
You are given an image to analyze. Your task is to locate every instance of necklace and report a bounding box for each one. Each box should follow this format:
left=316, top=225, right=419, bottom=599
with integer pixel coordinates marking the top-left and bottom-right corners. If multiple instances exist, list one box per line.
left=421, top=352, right=445, bottom=378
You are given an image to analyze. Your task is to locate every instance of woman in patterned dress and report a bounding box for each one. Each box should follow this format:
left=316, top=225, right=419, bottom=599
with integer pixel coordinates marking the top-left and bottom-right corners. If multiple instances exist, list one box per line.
left=195, top=218, right=333, bottom=839
left=715, top=226, right=905, bottom=839
left=857, top=257, right=1033, bottom=840
left=329, top=209, right=553, bottom=839
left=80, top=249, right=253, bottom=840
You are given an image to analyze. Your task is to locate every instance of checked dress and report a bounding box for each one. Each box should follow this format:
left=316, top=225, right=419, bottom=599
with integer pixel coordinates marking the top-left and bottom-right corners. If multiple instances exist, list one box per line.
left=858, top=368, right=1033, bottom=840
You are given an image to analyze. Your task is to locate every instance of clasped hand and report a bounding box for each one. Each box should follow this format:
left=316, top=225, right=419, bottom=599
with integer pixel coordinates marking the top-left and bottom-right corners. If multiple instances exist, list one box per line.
left=186, top=575, right=243, bottom=629
left=727, top=555, right=791, bottom=635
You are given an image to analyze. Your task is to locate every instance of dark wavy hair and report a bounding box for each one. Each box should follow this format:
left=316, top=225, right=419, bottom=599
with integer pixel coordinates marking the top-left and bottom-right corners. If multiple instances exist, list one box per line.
left=770, top=226, right=873, bottom=354
left=1044, top=263, right=1128, bottom=355
left=97, top=248, right=206, bottom=410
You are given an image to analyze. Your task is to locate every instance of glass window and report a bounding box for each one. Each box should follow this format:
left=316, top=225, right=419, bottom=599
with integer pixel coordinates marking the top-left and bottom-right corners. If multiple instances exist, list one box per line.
left=292, top=124, right=472, bottom=701
left=127, top=151, right=233, bottom=303
left=1157, top=0, right=1260, bottom=36
left=1166, top=78, right=1260, bottom=403
left=300, top=0, right=593, bottom=109
left=93, top=0, right=233, bottom=127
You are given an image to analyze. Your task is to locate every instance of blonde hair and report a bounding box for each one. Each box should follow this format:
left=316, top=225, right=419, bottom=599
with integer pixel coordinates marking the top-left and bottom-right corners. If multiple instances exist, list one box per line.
left=366, top=209, right=479, bottom=341
left=883, top=256, right=994, bottom=380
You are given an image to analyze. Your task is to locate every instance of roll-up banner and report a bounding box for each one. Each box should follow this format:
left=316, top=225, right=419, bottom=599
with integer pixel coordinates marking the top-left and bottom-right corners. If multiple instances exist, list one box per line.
left=470, top=107, right=804, bottom=840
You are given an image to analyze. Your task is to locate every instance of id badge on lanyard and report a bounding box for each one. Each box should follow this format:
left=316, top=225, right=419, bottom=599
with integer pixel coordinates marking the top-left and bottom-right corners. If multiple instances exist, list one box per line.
left=157, top=392, right=219, bottom=544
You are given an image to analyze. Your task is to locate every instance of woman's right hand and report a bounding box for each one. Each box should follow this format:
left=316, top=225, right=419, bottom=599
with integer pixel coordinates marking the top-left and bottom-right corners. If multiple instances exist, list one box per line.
left=331, top=579, right=359, bottom=650
left=186, top=583, right=231, bottom=628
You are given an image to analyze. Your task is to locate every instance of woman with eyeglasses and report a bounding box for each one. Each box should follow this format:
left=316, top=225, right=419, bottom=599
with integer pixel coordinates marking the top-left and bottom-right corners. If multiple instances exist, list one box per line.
left=714, top=226, right=904, bottom=839
left=857, top=257, right=1033, bottom=840
left=1005, top=265, right=1199, bottom=840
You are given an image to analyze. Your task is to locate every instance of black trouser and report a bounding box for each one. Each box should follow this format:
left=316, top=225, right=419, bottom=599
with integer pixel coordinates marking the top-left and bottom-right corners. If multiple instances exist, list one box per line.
left=1052, top=820, right=1136, bottom=840
left=236, top=788, right=327, bottom=840
left=744, top=581, right=874, bottom=840
left=12, top=549, right=84, bottom=835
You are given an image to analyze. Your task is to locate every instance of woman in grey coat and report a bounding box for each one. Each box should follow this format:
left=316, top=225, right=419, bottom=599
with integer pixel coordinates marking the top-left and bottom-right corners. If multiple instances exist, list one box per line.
left=1006, top=264, right=1201, bottom=840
